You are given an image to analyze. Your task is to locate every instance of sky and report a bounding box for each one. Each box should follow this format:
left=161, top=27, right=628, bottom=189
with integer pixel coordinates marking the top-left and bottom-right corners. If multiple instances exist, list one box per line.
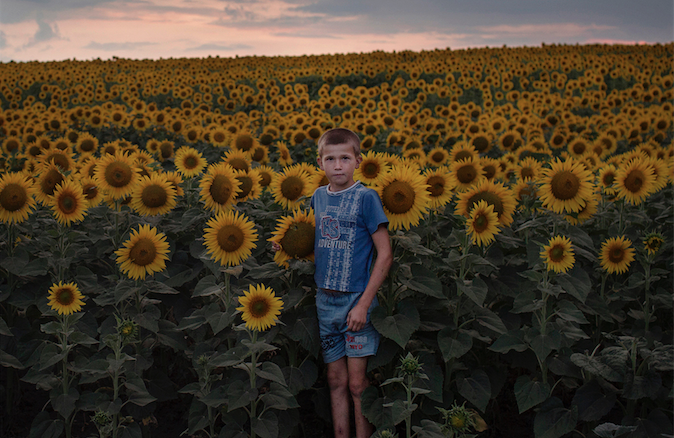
left=0, top=0, right=672, bottom=63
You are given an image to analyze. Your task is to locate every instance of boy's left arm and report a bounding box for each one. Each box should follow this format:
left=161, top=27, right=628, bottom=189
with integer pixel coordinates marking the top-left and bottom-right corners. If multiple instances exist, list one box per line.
left=346, top=224, right=392, bottom=332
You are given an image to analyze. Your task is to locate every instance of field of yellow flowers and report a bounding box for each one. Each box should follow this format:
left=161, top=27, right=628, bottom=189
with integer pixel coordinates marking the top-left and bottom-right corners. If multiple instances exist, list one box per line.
left=0, top=43, right=672, bottom=438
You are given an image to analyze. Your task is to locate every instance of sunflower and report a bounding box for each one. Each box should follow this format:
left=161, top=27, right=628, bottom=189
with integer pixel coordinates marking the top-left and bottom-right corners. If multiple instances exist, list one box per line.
left=599, top=236, right=635, bottom=275
left=466, top=200, right=500, bottom=247
left=199, top=162, right=241, bottom=214
left=115, top=224, right=170, bottom=280
left=449, top=158, right=484, bottom=192
left=538, top=158, right=595, bottom=214
left=34, top=162, right=66, bottom=205
left=268, top=209, right=315, bottom=268
left=95, top=151, right=139, bottom=200
left=130, top=173, right=177, bottom=216
left=354, top=151, right=389, bottom=186
left=427, top=147, right=450, bottom=167
left=50, top=178, right=88, bottom=226
left=449, top=142, right=478, bottom=163
left=614, top=157, right=656, bottom=205
left=174, top=146, right=207, bottom=177
left=79, top=176, right=103, bottom=208
left=423, top=166, right=454, bottom=209
left=374, top=164, right=430, bottom=231
left=210, top=127, right=230, bottom=148
left=203, top=210, right=258, bottom=267
left=644, top=156, right=670, bottom=193
left=162, top=170, right=185, bottom=197
left=223, top=149, right=252, bottom=172
left=0, top=172, right=37, bottom=224
left=597, top=164, right=618, bottom=196
left=455, top=179, right=517, bottom=227
left=233, top=168, right=262, bottom=203
left=269, top=165, right=314, bottom=210
left=540, top=235, right=575, bottom=274
left=515, top=157, right=543, bottom=181
left=236, top=284, right=284, bottom=332
left=75, top=133, right=99, bottom=156
left=47, top=281, right=85, bottom=315
left=276, top=141, right=293, bottom=167
left=643, top=232, right=664, bottom=256
left=157, top=141, right=175, bottom=162
left=255, top=165, right=275, bottom=189
left=565, top=191, right=599, bottom=225
left=479, top=157, right=502, bottom=181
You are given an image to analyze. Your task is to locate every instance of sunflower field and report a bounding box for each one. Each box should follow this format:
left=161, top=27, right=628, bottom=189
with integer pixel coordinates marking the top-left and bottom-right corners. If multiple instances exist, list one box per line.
left=0, top=43, right=672, bottom=438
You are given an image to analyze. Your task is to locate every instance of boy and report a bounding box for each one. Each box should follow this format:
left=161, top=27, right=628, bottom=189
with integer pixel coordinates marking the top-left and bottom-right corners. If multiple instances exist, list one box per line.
left=312, top=128, right=392, bottom=438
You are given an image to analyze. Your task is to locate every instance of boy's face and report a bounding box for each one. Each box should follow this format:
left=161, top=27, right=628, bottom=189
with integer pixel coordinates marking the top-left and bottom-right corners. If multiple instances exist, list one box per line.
left=317, top=142, right=362, bottom=192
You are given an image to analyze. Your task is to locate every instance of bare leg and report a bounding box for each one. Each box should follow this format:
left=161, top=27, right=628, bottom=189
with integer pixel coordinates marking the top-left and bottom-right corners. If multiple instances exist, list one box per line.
left=327, top=357, right=350, bottom=438
left=347, top=356, right=373, bottom=438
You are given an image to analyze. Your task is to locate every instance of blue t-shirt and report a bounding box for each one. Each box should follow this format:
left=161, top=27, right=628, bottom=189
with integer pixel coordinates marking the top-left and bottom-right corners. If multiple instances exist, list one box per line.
left=311, top=181, right=389, bottom=293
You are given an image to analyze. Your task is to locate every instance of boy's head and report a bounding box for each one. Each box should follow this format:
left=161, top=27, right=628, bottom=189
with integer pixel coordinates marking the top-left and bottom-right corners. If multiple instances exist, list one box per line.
left=317, top=128, right=361, bottom=158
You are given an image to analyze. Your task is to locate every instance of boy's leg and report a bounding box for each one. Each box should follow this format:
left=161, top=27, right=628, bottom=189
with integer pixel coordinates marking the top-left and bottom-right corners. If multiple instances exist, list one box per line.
left=347, top=356, right=373, bottom=438
left=327, top=357, right=350, bottom=438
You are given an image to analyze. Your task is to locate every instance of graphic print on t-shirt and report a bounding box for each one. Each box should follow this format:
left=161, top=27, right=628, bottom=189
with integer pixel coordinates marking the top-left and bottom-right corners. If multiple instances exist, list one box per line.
left=317, top=188, right=363, bottom=291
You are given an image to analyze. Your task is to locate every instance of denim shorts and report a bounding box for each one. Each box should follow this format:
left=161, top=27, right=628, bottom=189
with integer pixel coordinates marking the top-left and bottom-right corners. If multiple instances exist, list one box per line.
left=316, top=288, right=380, bottom=363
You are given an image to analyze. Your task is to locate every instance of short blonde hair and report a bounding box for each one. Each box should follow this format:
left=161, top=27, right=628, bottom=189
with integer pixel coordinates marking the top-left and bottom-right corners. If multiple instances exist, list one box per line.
left=317, top=128, right=361, bottom=157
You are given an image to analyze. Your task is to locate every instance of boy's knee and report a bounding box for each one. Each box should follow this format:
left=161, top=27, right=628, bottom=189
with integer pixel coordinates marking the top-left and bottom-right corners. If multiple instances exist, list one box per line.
left=348, top=375, right=369, bottom=398
left=327, top=368, right=348, bottom=390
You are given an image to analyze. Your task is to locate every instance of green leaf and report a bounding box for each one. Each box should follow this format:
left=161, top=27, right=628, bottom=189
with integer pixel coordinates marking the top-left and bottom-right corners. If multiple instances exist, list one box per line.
left=0, top=349, right=24, bottom=369
left=192, top=275, right=223, bottom=297
left=475, top=307, right=507, bottom=334
left=533, top=397, right=578, bottom=438
left=51, top=387, right=79, bottom=419
left=0, top=317, right=12, bottom=336
left=572, top=380, right=616, bottom=422
left=39, top=344, right=66, bottom=371
left=556, top=266, right=591, bottom=303
left=569, top=353, right=623, bottom=383
left=412, top=419, right=447, bottom=438
left=592, top=423, right=637, bottom=437
left=401, top=264, right=444, bottom=299
left=489, top=330, right=527, bottom=354
left=1, top=249, right=29, bottom=276
left=287, top=308, right=320, bottom=358
left=124, top=373, right=157, bottom=406
left=623, top=371, right=662, bottom=400
left=251, top=411, right=278, bottom=438
left=514, top=375, right=550, bottom=413
left=206, top=303, right=235, bottom=335
left=360, top=386, right=394, bottom=430
left=512, top=289, right=544, bottom=313
left=257, top=362, right=286, bottom=385
left=519, top=269, right=544, bottom=282
left=438, top=328, right=473, bottom=361
left=530, top=330, right=561, bottom=363
left=260, top=382, right=299, bottom=410
left=555, top=300, right=589, bottom=324
left=247, top=262, right=285, bottom=279
left=30, top=411, right=64, bottom=438
left=371, top=300, right=420, bottom=348
left=210, top=346, right=248, bottom=367
left=457, top=369, right=491, bottom=413
left=226, top=380, right=258, bottom=411
left=386, top=399, right=417, bottom=426
left=457, top=277, right=488, bottom=306
left=157, top=319, right=188, bottom=351
left=199, top=385, right=229, bottom=408
left=69, top=331, right=99, bottom=346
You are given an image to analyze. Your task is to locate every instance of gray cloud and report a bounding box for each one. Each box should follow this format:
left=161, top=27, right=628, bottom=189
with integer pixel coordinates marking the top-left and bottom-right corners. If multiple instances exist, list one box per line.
left=85, top=41, right=157, bottom=51
left=187, top=42, right=253, bottom=52
left=24, top=19, right=62, bottom=48
left=0, top=31, right=6, bottom=49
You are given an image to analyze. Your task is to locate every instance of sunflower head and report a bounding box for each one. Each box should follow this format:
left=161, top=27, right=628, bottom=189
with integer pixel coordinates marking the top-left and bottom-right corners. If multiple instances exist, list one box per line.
left=600, top=236, right=635, bottom=275
left=466, top=199, right=500, bottom=247
left=643, top=232, right=664, bottom=256
left=397, top=352, right=423, bottom=379
left=540, top=235, right=575, bottom=274
left=47, top=281, right=85, bottom=315
left=236, top=284, right=284, bottom=332
left=115, top=224, right=171, bottom=280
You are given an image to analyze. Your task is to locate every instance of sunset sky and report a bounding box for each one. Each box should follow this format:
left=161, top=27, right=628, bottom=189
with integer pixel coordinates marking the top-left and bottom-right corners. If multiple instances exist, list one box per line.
left=1, top=0, right=672, bottom=62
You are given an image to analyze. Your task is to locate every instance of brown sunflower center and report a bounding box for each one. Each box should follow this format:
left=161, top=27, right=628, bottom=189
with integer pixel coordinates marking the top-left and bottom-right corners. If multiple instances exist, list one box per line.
left=623, top=170, right=644, bottom=193
left=280, top=176, right=304, bottom=201
left=550, top=170, right=580, bottom=200
left=455, top=151, right=473, bottom=162
left=473, top=213, right=489, bottom=232
left=382, top=180, right=415, bottom=214
left=41, top=169, right=64, bottom=196
left=468, top=192, right=503, bottom=218
left=141, top=184, right=168, bottom=208
left=80, top=139, right=95, bottom=152
left=0, top=183, right=28, bottom=211
left=213, top=131, right=227, bottom=143
left=259, top=172, right=272, bottom=187
left=608, top=247, right=624, bottom=263
left=457, top=164, right=478, bottom=184
left=83, top=183, right=98, bottom=200
left=362, top=162, right=380, bottom=179
left=129, top=238, right=158, bottom=266
left=280, top=222, right=315, bottom=258
left=472, top=136, right=489, bottom=152
left=550, top=245, right=565, bottom=262
left=520, top=167, right=534, bottom=179
left=602, top=173, right=615, bottom=186
left=427, top=176, right=446, bottom=197
left=431, top=152, right=445, bottom=163
left=235, top=135, right=254, bottom=151
left=217, top=225, right=244, bottom=252
left=5, top=139, right=19, bottom=153
left=228, top=158, right=249, bottom=172
left=252, top=147, right=266, bottom=162
left=210, top=175, right=234, bottom=204
left=58, top=194, right=77, bottom=214
left=250, top=298, right=269, bottom=318
left=104, top=161, right=133, bottom=188
left=184, top=155, right=199, bottom=169
left=160, top=142, right=173, bottom=159
left=55, top=288, right=75, bottom=306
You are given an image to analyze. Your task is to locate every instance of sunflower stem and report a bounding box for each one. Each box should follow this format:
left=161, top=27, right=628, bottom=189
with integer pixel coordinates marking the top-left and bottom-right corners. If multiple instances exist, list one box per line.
left=249, top=329, right=258, bottom=438
left=642, top=259, right=652, bottom=333
left=594, top=273, right=608, bottom=344
left=60, top=314, right=73, bottom=438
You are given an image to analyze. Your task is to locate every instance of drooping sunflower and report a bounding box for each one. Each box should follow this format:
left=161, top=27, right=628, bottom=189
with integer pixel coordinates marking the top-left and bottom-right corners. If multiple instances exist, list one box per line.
left=466, top=200, right=500, bottom=247
left=597, top=164, right=618, bottom=196
left=79, top=176, right=104, bottom=208
left=0, top=172, right=37, bottom=224
left=374, top=164, right=431, bottom=231
left=95, top=151, right=139, bottom=200
left=162, top=170, right=185, bottom=197
left=354, top=151, right=389, bottom=186
left=199, top=162, right=241, bottom=214
left=203, top=210, right=258, bottom=267
left=423, top=166, right=454, bottom=209
left=276, top=141, right=294, bottom=167
left=540, top=235, right=575, bottom=274
left=643, top=232, right=664, bottom=256
left=455, top=179, right=517, bottom=227
left=644, top=156, right=670, bottom=194
left=50, top=178, right=88, bottom=226
left=115, top=224, right=171, bottom=280
left=599, top=236, right=635, bottom=275
left=614, top=157, right=656, bottom=205
left=47, top=281, right=85, bottom=315
left=236, top=284, right=284, bottom=332
left=565, top=191, right=599, bottom=226
left=538, top=158, right=595, bottom=214
left=233, top=168, right=262, bottom=203
left=268, top=209, right=315, bottom=268
left=130, top=173, right=177, bottom=216
left=174, top=146, right=207, bottom=177
left=269, top=165, right=314, bottom=210
left=34, top=162, right=66, bottom=205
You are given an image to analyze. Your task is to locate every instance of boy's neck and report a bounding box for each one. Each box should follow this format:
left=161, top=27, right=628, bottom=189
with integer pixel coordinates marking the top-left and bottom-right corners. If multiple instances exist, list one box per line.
left=327, top=180, right=359, bottom=193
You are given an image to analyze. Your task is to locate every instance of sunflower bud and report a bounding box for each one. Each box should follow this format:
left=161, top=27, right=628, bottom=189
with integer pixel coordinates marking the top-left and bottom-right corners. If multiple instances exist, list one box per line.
left=92, top=410, right=112, bottom=426
left=398, top=352, right=423, bottom=378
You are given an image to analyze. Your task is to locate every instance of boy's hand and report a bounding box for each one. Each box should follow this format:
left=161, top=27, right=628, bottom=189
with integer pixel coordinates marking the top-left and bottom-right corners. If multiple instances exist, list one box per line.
left=346, top=304, right=368, bottom=332
left=271, top=242, right=281, bottom=252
